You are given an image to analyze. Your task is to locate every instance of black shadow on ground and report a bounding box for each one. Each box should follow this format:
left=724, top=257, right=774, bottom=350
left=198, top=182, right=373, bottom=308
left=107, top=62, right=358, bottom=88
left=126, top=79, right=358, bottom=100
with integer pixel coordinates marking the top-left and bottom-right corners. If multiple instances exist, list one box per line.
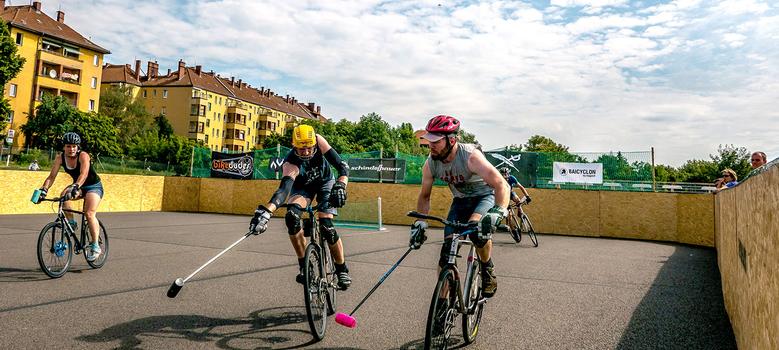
left=617, top=245, right=737, bottom=350
left=77, top=306, right=365, bottom=350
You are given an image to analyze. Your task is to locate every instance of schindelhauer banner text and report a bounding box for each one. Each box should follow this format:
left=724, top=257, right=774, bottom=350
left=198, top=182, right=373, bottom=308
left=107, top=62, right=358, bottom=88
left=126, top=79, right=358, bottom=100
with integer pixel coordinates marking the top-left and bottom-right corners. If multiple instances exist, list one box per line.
left=553, top=162, right=603, bottom=184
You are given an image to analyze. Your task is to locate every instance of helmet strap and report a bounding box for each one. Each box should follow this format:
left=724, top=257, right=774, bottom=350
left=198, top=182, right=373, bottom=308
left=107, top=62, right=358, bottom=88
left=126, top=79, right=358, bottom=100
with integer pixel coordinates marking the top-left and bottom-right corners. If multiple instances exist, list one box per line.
left=431, top=135, right=455, bottom=161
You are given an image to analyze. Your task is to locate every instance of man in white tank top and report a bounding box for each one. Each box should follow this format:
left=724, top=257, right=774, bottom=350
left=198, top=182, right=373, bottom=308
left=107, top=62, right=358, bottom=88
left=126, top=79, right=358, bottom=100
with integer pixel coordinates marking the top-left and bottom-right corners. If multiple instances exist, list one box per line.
left=409, top=115, right=509, bottom=298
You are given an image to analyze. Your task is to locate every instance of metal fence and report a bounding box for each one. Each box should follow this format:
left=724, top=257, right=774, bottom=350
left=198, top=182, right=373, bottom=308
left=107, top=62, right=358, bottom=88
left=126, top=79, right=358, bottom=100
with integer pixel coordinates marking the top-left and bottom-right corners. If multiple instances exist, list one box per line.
left=0, top=146, right=174, bottom=176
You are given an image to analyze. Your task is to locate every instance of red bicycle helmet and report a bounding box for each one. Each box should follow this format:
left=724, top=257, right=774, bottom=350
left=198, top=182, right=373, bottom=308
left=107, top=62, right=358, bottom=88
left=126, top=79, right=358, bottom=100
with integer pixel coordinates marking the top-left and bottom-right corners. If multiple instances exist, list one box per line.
left=425, top=115, right=460, bottom=135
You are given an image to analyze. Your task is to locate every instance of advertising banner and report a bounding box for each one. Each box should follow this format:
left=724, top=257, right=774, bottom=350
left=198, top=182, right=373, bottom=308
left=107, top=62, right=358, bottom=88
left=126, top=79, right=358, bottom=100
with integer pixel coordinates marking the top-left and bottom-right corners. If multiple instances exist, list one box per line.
left=553, top=162, right=603, bottom=184
left=346, top=158, right=406, bottom=183
left=211, top=151, right=254, bottom=179
left=484, top=150, right=538, bottom=187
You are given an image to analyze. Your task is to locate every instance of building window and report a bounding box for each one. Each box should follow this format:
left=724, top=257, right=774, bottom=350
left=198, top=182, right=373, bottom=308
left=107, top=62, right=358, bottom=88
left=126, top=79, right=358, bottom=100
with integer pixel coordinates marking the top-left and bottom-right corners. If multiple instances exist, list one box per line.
left=163, top=89, right=168, bottom=98
left=161, top=107, right=166, bottom=115
left=9, top=84, right=17, bottom=97
left=91, top=77, right=97, bottom=89
left=208, top=102, right=211, bottom=111
left=205, top=134, right=209, bottom=143
left=143, top=90, right=147, bottom=98
left=15, top=33, right=22, bottom=46
left=206, top=119, right=210, bottom=127
left=93, top=55, right=99, bottom=66
left=153, top=89, right=157, bottom=97
left=89, top=99, right=95, bottom=111
left=8, top=111, right=13, bottom=124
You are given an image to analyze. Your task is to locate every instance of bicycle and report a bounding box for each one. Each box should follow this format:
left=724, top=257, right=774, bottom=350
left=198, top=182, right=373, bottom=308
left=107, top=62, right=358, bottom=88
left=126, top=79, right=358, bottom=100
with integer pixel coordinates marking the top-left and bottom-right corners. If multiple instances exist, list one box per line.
left=407, top=211, right=487, bottom=349
left=280, top=203, right=338, bottom=341
left=505, top=198, right=538, bottom=247
left=35, top=196, right=109, bottom=278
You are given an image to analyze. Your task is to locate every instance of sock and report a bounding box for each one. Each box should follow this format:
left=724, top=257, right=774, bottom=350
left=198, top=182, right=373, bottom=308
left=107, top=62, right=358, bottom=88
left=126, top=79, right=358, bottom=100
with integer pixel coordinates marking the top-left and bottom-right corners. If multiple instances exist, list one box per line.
left=297, top=258, right=305, bottom=270
left=334, top=263, right=348, bottom=274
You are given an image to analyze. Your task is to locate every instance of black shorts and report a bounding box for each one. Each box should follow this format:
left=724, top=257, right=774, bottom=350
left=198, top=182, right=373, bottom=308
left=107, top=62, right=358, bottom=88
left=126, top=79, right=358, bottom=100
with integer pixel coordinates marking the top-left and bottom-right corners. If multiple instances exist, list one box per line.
left=289, top=178, right=337, bottom=215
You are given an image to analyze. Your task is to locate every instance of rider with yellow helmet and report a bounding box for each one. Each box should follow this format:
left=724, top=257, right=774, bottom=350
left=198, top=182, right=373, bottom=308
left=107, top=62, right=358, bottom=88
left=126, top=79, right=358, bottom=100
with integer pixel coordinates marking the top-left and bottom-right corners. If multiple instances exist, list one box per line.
left=249, top=124, right=352, bottom=289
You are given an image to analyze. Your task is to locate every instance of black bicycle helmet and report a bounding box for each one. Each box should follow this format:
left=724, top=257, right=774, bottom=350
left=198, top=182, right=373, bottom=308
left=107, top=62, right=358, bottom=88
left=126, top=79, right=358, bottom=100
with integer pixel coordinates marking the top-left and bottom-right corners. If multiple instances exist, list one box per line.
left=501, top=167, right=510, bottom=175
left=62, top=132, right=81, bottom=145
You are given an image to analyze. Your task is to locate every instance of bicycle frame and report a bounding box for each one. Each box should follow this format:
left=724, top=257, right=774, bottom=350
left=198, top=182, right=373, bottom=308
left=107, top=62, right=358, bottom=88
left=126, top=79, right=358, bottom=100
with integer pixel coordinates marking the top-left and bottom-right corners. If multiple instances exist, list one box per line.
left=43, top=197, right=88, bottom=252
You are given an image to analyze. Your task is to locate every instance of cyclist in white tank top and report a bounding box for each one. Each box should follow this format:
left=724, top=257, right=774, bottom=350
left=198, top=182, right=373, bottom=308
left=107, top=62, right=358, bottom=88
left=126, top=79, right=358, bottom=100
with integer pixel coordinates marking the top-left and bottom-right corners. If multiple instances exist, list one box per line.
left=409, top=115, right=510, bottom=298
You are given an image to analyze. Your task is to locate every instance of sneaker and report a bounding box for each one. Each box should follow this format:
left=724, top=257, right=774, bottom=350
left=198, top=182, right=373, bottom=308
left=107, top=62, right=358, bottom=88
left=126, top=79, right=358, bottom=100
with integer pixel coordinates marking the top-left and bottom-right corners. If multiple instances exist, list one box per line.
left=86, top=244, right=101, bottom=262
left=481, top=265, right=498, bottom=298
left=336, top=271, right=352, bottom=290
left=497, top=224, right=509, bottom=232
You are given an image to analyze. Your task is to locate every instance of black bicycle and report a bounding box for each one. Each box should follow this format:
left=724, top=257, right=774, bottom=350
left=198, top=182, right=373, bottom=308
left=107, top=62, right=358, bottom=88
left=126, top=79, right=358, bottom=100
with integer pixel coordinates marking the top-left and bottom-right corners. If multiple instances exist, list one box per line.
left=407, top=211, right=486, bottom=349
left=36, top=197, right=109, bottom=278
left=506, top=199, right=538, bottom=247
left=281, top=203, right=338, bottom=341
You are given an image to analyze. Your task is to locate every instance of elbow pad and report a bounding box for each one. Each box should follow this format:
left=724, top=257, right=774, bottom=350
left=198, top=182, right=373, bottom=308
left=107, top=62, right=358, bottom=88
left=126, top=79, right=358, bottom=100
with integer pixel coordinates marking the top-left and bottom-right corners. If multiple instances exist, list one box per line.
left=324, top=148, right=349, bottom=177
left=270, top=176, right=294, bottom=207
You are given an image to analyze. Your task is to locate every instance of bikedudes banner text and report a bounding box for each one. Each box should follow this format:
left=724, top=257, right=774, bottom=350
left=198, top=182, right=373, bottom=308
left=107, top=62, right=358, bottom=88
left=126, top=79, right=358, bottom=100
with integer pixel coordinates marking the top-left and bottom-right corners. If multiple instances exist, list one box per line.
left=211, top=152, right=255, bottom=179
left=553, top=162, right=603, bottom=184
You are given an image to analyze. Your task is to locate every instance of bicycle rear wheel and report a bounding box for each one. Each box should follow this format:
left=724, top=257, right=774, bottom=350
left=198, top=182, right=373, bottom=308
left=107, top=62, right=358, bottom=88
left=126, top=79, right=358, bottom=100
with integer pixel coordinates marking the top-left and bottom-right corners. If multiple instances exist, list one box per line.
left=462, top=258, right=484, bottom=344
left=522, top=214, right=538, bottom=247
left=85, top=220, right=109, bottom=268
left=506, top=211, right=521, bottom=243
left=37, top=222, right=72, bottom=278
left=424, top=268, right=458, bottom=350
left=303, top=244, right=327, bottom=340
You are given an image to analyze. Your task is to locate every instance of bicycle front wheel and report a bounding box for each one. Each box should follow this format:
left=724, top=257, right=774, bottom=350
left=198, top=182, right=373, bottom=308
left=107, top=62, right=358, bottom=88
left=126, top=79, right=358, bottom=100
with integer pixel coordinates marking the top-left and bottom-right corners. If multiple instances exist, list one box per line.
left=462, top=258, right=484, bottom=344
left=37, top=222, right=72, bottom=278
left=303, top=244, right=327, bottom=340
left=424, top=268, right=458, bottom=350
left=522, top=214, right=538, bottom=247
left=323, top=244, right=337, bottom=316
left=85, top=220, right=109, bottom=268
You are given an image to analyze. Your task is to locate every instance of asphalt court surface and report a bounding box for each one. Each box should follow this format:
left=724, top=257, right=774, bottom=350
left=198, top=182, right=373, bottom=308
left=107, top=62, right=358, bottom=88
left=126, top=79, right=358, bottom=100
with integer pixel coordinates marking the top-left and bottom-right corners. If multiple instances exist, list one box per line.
left=0, top=211, right=736, bottom=349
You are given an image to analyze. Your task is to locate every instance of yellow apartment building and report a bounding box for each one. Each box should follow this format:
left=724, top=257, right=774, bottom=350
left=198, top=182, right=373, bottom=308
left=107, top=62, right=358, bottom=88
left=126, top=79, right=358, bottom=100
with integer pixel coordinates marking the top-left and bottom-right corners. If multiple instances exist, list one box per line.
left=1, top=1, right=110, bottom=147
left=102, top=60, right=327, bottom=152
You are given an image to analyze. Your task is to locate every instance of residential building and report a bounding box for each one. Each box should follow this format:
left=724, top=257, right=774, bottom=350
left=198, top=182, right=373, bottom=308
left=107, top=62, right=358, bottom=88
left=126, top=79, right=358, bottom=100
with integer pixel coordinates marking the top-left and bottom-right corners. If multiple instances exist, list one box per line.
left=102, top=60, right=326, bottom=152
left=1, top=1, right=110, bottom=147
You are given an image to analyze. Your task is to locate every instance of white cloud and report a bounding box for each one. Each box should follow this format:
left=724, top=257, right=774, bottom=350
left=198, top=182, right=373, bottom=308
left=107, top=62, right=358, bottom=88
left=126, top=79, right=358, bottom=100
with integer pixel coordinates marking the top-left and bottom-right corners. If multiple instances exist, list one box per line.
left=38, top=0, right=779, bottom=166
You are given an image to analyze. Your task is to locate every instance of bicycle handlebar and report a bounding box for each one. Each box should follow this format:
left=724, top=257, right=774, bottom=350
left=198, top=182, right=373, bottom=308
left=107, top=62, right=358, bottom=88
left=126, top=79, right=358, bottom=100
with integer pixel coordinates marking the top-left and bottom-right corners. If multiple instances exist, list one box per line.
left=278, top=203, right=323, bottom=213
left=407, top=211, right=477, bottom=230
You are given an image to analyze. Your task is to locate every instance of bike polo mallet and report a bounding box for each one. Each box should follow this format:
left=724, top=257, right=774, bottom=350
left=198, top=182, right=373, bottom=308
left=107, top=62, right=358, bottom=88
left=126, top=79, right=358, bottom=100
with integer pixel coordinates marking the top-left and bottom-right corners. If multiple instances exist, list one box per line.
left=335, top=247, right=414, bottom=328
left=167, top=231, right=253, bottom=298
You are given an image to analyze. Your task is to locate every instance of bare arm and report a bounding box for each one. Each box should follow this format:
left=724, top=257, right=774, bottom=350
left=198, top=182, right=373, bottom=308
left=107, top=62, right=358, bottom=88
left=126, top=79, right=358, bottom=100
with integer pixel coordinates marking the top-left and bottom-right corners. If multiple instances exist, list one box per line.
left=41, top=154, right=62, bottom=190
left=516, top=182, right=530, bottom=197
left=468, top=152, right=509, bottom=209
left=416, top=160, right=434, bottom=215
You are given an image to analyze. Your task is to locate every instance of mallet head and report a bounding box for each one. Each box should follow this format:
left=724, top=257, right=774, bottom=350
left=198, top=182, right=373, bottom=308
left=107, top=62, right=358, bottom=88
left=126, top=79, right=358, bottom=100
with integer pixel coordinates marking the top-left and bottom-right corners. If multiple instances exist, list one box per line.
left=335, top=313, right=357, bottom=328
left=167, top=278, right=184, bottom=298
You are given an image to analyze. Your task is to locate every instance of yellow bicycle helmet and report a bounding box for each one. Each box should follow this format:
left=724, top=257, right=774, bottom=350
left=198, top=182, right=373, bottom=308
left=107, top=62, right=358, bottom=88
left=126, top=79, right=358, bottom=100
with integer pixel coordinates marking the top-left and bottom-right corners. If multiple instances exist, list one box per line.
left=292, top=124, right=316, bottom=148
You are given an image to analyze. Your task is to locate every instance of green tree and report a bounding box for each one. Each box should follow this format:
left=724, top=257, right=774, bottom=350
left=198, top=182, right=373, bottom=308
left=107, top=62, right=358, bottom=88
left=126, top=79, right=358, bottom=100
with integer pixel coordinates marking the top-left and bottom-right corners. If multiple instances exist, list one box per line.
left=98, top=85, right=151, bottom=147
left=458, top=129, right=479, bottom=145
left=654, top=164, right=680, bottom=182
left=0, top=19, right=26, bottom=133
left=710, top=144, right=751, bottom=180
left=21, top=94, right=121, bottom=156
left=155, top=115, right=174, bottom=139
left=354, top=112, right=395, bottom=155
left=524, top=135, right=570, bottom=153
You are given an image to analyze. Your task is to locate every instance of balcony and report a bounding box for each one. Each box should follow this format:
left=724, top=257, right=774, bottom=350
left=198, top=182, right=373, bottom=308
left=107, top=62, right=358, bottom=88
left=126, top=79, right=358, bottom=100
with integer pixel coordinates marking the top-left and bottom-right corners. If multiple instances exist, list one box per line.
left=39, top=50, right=83, bottom=69
left=191, top=91, right=208, bottom=103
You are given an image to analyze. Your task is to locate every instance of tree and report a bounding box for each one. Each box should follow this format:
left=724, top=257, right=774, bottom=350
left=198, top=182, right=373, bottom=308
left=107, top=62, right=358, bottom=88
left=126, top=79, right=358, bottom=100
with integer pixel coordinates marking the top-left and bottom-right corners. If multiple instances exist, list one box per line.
left=21, top=94, right=121, bottom=156
left=0, top=19, right=26, bottom=132
left=155, top=115, right=174, bottom=139
left=458, top=129, right=479, bottom=145
left=98, top=85, right=151, bottom=147
left=524, top=135, right=570, bottom=153
left=710, top=144, right=751, bottom=180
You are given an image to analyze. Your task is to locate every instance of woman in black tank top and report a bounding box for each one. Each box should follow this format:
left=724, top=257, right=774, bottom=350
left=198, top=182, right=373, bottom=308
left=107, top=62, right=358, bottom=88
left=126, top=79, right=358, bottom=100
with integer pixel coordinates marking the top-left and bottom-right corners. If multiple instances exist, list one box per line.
left=38, top=132, right=105, bottom=262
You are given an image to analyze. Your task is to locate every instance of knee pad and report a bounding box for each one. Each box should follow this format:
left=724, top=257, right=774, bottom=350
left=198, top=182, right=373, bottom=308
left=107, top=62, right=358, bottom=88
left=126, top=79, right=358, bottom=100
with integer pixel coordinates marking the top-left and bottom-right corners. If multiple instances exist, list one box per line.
left=468, top=221, right=491, bottom=248
left=319, top=218, right=339, bottom=245
left=285, top=206, right=302, bottom=235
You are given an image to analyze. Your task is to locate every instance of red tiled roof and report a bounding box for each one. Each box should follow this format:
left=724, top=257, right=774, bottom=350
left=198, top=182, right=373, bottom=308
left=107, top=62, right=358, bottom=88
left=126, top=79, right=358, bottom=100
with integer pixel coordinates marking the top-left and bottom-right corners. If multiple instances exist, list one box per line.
left=1, top=5, right=109, bottom=54
left=101, top=64, right=141, bottom=85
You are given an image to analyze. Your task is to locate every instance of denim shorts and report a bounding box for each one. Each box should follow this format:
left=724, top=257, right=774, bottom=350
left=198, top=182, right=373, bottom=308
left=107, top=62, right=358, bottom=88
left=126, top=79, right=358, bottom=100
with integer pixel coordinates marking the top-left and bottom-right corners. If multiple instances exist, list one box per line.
left=444, top=194, right=495, bottom=236
left=80, top=182, right=104, bottom=199
left=289, top=178, right=337, bottom=215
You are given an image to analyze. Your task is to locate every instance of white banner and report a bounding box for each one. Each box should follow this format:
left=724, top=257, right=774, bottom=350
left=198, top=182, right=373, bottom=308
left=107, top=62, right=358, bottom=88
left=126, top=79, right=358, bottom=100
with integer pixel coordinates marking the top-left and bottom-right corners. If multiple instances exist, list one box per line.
left=553, top=162, right=603, bottom=184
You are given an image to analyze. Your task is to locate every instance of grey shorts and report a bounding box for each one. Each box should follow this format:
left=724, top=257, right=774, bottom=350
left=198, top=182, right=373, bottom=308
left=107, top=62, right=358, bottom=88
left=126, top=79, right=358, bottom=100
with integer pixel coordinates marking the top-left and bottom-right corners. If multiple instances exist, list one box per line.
left=439, top=194, right=495, bottom=266
left=80, top=182, right=104, bottom=199
left=289, top=178, right=337, bottom=215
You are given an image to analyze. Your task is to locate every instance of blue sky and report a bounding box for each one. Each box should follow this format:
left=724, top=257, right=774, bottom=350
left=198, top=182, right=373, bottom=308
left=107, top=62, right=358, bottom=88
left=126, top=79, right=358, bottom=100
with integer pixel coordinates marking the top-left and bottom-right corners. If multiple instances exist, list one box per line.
left=32, top=0, right=779, bottom=166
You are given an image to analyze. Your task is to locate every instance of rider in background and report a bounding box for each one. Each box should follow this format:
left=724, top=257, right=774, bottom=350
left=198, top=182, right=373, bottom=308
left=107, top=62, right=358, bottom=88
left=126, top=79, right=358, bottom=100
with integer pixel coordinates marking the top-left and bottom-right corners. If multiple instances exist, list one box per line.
left=248, top=124, right=353, bottom=290
left=409, top=115, right=509, bottom=298
left=37, top=132, right=105, bottom=261
left=501, top=167, right=531, bottom=205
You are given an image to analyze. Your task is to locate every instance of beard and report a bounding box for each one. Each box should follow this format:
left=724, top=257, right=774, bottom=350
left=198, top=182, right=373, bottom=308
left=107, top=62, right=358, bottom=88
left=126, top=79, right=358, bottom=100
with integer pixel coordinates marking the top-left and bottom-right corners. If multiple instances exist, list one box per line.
left=431, top=139, right=454, bottom=161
